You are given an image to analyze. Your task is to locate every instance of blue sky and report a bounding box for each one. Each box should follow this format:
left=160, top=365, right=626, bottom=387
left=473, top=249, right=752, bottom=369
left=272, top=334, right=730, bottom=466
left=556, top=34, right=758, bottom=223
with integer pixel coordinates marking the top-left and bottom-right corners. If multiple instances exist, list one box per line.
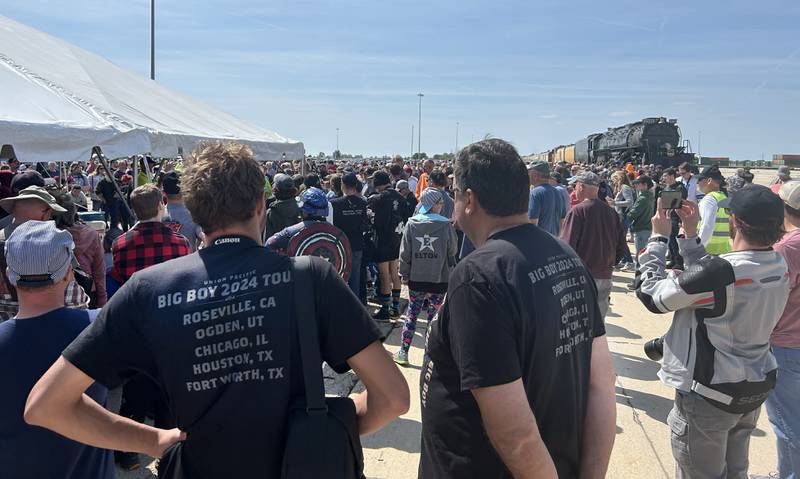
left=2, top=0, right=799, bottom=159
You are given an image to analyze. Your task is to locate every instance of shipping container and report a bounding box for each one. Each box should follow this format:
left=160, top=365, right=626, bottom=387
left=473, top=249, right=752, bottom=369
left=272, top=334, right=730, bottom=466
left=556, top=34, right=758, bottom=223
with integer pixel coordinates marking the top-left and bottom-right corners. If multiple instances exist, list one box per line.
left=773, top=154, right=800, bottom=162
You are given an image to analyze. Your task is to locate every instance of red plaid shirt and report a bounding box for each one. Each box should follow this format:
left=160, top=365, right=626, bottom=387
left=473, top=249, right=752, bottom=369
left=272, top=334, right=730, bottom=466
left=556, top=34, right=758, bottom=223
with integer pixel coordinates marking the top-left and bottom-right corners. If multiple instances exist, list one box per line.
left=111, top=221, right=192, bottom=284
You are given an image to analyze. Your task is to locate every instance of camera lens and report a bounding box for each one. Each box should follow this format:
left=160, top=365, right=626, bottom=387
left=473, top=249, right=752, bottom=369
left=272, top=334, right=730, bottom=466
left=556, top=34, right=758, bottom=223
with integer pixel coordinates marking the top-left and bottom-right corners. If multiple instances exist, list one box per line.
left=644, top=337, right=664, bottom=361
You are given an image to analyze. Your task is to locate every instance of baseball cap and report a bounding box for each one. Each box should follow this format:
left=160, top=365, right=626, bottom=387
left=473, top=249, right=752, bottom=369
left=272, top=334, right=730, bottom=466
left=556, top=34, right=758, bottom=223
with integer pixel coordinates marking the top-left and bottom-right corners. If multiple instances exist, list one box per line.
left=778, top=166, right=791, bottom=177
left=632, top=175, right=653, bottom=189
left=298, top=187, right=328, bottom=217
left=10, top=170, right=45, bottom=193
left=272, top=173, right=295, bottom=191
left=396, top=179, right=409, bottom=191
left=162, top=171, right=181, bottom=195
left=419, top=188, right=444, bottom=214
left=0, top=185, right=67, bottom=214
left=718, top=184, right=784, bottom=227
left=373, top=171, right=391, bottom=187
left=569, top=171, right=600, bottom=187
left=779, top=180, right=800, bottom=210
left=527, top=161, right=550, bottom=175
left=5, top=220, right=74, bottom=287
left=697, top=165, right=724, bottom=182
left=341, top=172, right=361, bottom=189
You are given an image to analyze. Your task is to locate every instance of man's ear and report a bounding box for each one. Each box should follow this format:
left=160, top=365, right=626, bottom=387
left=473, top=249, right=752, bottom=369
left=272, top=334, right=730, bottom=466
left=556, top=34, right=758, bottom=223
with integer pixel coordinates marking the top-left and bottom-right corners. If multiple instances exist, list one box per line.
left=64, top=268, right=74, bottom=284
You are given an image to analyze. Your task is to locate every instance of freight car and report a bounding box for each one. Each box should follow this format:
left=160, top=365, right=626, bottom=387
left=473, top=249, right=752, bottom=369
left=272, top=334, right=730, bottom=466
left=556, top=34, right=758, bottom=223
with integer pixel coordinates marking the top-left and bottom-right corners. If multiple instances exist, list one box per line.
left=537, top=117, right=694, bottom=168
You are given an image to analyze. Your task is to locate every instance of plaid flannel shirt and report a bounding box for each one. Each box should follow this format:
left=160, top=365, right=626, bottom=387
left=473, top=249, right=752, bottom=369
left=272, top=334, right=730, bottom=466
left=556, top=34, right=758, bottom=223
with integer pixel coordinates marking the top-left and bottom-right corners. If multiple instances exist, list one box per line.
left=111, top=221, right=192, bottom=285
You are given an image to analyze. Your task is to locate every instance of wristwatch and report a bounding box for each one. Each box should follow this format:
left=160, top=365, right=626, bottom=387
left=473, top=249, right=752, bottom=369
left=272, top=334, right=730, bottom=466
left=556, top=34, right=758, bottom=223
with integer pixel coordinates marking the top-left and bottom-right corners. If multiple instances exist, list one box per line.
left=648, top=235, right=669, bottom=245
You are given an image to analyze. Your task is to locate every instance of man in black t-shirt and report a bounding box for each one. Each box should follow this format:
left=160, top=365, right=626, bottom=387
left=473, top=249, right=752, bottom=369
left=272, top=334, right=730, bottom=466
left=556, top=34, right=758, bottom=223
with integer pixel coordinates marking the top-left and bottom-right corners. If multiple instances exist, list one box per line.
left=332, top=172, right=370, bottom=297
left=368, top=171, right=407, bottom=320
left=24, top=141, right=410, bottom=479
left=419, top=139, right=616, bottom=479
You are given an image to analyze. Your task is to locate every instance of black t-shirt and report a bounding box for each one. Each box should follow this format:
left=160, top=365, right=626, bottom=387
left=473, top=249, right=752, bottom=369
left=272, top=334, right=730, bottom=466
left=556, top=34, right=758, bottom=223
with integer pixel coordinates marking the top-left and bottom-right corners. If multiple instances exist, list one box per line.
left=419, top=224, right=605, bottom=479
left=331, top=195, right=369, bottom=252
left=63, top=236, right=380, bottom=479
left=368, top=188, right=406, bottom=242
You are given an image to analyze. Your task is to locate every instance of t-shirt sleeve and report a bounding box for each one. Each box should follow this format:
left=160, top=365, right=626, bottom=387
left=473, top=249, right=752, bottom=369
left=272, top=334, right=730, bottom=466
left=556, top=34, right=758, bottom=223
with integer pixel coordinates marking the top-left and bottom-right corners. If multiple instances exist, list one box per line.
left=528, top=189, right=540, bottom=220
left=313, top=259, right=380, bottom=373
left=62, top=276, right=158, bottom=389
left=447, top=280, right=522, bottom=391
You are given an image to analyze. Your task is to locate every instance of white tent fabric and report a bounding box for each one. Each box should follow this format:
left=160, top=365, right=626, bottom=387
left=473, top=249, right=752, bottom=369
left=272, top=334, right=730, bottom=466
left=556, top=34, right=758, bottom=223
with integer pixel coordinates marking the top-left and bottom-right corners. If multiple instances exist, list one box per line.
left=0, top=15, right=304, bottom=163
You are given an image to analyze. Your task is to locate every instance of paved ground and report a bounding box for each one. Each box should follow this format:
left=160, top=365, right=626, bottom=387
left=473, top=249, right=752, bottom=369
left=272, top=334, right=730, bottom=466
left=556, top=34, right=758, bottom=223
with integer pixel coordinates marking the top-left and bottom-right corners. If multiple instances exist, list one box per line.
left=116, top=168, right=784, bottom=478
left=359, top=270, right=780, bottom=479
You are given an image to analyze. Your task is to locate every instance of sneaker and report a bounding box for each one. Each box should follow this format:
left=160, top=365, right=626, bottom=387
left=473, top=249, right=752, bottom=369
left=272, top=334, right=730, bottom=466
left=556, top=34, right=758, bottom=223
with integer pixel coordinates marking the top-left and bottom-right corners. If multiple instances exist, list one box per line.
left=626, top=282, right=637, bottom=291
left=389, top=306, right=400, bottom=318
left=394, top=350, right=409, bottom=366
left=115, top=451, right=141, bottom=471
left=620, top=263, right=635, bottom=272
left=372, top=308, right=392, bottom=322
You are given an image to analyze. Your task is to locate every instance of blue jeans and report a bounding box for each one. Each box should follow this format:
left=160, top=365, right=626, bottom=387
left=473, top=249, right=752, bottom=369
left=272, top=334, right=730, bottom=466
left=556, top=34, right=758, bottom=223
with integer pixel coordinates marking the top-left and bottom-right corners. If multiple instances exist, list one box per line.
left=633, top=229, right=651, bottom=267
left=766, top=346, right=800, bottom=479
left=347, top=250, right=363, bottom=298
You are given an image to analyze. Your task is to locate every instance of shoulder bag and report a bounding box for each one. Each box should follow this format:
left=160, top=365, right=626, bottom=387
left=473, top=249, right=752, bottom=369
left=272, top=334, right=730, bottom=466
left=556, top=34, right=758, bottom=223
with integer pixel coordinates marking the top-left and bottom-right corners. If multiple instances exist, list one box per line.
left=281, top=256, right=366, bottom=479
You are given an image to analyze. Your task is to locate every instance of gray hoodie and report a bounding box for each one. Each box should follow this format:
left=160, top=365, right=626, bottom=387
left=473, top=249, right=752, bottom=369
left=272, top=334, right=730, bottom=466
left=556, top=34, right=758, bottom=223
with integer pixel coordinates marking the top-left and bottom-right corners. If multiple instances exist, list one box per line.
left=399, top=213, right=457, bottom=286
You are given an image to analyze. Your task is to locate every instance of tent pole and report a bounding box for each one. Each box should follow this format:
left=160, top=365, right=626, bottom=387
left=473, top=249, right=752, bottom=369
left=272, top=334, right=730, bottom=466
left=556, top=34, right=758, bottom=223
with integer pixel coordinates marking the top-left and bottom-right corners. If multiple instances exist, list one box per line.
left=92, top=146, right=135, bottom=221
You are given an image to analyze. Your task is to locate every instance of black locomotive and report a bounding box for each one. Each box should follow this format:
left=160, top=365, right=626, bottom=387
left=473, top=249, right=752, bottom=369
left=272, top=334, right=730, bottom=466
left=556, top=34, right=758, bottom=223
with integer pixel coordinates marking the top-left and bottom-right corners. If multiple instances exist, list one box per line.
left=574, top=117, right=694, bottom=168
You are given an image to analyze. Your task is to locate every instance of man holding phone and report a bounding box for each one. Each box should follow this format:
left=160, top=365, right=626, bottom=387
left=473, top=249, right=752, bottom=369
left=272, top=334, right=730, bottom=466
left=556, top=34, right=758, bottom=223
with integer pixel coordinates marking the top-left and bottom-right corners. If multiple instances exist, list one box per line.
left=659, top=169, right=688, bottom=269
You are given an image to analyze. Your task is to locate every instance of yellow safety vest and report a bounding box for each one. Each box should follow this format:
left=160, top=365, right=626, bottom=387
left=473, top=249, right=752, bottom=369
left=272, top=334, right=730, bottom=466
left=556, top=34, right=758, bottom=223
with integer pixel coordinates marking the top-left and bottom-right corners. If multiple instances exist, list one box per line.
left=701, top=190, right=732, bottom=255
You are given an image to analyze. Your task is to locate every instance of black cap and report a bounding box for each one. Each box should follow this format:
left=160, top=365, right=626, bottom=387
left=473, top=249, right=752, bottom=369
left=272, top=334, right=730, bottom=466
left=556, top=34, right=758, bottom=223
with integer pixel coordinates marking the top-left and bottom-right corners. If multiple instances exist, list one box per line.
left=697, top=165, right=724, bottom=182
left=11, top=171, right=45, bottom=193
left=342, top=172, right=361, bottom=189
left=162, top=171, right=181, bottom=195
left=373, top=171, right=391, bottom=187
left=632, top=175, right=653, bottom=189
left=717, top=184, right=784, bottom=227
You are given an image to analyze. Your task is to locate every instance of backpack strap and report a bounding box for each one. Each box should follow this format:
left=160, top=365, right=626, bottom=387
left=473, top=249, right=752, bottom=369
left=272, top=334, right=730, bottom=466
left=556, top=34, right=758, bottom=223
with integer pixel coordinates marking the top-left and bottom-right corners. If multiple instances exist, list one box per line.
left=291, top=256, right=327, bottom=413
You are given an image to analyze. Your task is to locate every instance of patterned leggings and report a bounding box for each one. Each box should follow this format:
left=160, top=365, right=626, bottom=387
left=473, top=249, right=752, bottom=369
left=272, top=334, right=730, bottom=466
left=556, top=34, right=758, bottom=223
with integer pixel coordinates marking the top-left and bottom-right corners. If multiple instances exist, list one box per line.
left=401, top=290, right=445, bottom=352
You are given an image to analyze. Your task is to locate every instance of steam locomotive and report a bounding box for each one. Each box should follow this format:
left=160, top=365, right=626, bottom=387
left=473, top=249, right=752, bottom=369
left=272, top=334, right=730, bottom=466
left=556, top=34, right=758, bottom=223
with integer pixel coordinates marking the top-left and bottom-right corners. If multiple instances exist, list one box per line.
left=531, top=117, right=695, bottom=168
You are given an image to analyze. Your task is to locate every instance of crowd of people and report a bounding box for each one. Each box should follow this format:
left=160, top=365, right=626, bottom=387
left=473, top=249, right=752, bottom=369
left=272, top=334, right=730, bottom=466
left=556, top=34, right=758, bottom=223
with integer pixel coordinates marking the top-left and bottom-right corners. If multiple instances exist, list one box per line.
left=0, top=139, right=797, bottom=479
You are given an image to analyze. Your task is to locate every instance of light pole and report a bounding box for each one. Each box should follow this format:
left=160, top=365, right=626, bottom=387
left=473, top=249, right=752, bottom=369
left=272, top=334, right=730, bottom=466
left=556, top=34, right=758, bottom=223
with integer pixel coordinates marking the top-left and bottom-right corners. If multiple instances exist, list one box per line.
left=417, top=93, right=424, bottom=154
left=150, top=0, right=155, bottom=80
left=411, top=125, right=414, bottom=159
left=697, top=130, right=701, bottom=157
left=455, top=122, right=459, bottom=153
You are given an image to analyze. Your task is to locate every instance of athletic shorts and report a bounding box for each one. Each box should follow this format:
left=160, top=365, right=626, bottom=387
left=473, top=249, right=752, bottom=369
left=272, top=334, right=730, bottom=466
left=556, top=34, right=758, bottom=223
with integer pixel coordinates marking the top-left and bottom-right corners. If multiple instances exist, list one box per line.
left=373, top=233, right=401, bottom=263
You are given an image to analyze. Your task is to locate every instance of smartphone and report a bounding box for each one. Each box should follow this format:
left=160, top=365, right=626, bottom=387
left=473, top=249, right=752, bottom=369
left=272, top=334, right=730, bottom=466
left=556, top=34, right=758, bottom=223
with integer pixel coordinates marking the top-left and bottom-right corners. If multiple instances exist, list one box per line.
left=661, top=190, right=683, bottom=209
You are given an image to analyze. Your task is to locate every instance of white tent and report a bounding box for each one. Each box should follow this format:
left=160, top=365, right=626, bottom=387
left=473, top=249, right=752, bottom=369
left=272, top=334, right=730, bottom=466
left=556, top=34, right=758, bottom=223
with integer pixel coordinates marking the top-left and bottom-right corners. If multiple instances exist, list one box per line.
left=0, top=15, right=304, bottom=163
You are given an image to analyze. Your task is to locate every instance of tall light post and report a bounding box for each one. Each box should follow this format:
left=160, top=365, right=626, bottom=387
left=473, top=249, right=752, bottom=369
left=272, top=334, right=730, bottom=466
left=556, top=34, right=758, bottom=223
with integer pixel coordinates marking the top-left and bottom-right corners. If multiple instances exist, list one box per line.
left=411, top=125, right=414, bottom=159
left=697, top=130, right=702, bottom=157
left=417, top=93, right=424, bottom=154
left=455, top=121, right=459, bottom=153
left=150, top=0, right=155, bottom=80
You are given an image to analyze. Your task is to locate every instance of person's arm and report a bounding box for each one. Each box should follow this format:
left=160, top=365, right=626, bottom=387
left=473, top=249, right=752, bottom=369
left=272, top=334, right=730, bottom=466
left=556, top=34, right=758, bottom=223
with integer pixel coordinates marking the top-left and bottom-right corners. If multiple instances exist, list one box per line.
left=636, top=201, right=714, bottom=312
left=528, top=189, right=540, bottom=224
left=560, top=209, right=582, bottom=251
left=348, top=342, right=410, bottom=435
left=25, top=357, right=185, bottom=458
left=696, top=196, right=716, bottom=247
left=398, top=223, right=412, bottom=279
left=626, top=194, right=644, bottom=224
left=616, top=185, right=634, bottom=208
left=579, top=336, right=616, bottom=479
left=472, top=380, right=557, bottom=479
left=90, top=234, right=107, bottom=306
